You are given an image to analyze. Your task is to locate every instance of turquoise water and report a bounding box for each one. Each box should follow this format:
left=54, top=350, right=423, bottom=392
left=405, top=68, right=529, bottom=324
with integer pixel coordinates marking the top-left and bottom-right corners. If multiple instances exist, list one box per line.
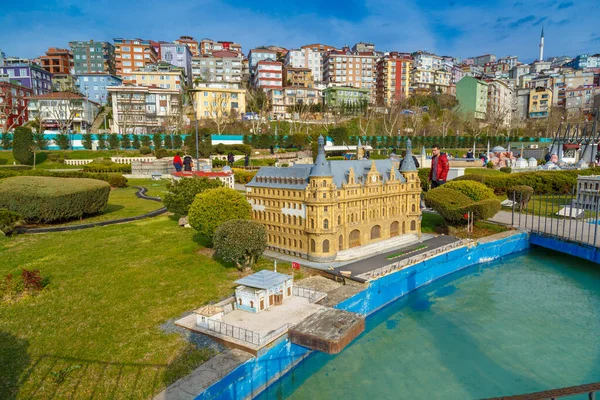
left=257, top=248, right=600, bottom=399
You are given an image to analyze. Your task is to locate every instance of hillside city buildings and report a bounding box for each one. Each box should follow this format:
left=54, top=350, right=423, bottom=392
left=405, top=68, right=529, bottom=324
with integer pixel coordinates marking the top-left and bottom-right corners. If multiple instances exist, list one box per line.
left=0, top=27, right=598, bottom=134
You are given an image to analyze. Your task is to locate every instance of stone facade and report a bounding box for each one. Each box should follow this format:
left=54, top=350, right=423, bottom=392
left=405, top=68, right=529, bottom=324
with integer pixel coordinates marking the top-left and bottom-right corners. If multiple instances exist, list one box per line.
left=246, top=136, right=422, bottom=263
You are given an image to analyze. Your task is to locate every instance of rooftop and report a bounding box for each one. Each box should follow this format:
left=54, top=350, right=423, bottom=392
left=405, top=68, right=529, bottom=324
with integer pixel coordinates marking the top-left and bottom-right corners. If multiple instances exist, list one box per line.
left=234, top=270, right=291, bottom=290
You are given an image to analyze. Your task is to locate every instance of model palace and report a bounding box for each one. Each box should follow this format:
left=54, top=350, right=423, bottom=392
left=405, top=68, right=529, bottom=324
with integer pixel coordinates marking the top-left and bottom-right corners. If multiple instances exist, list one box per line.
left=246, top=135, right=422, bottom=262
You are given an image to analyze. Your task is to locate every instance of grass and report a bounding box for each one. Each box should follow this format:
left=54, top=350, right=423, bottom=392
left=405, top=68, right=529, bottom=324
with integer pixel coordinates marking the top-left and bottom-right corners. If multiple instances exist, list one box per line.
left=386, top=244, right=428, bottom=260
left=421, top=212, right=444, bottom=233
left=453, top=221, right=510, bottom=239
left=0, top=216, right=297, bottom=399
left=127, top=178, right=171, bottom=199
left=464, top=168, right=507, bottom=176
left=499, top=194, right=593, bottom=219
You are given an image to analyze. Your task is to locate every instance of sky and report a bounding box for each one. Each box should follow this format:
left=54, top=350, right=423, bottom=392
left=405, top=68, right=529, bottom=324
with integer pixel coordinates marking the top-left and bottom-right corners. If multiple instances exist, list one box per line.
left=1, top=0, right=598, bottom=63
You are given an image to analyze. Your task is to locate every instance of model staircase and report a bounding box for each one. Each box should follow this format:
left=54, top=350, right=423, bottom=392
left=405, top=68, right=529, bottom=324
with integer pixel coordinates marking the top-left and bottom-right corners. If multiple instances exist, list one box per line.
left=90, top=108, right=110, bottom=133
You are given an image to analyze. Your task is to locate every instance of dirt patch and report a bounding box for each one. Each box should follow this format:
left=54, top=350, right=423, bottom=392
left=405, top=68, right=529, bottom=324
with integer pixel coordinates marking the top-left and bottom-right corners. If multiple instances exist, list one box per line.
left=197, top=247, right=215, bottom=257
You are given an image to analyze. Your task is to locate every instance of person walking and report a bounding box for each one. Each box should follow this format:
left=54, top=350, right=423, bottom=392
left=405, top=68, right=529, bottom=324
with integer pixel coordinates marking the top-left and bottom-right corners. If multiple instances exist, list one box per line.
left=173, top=152, right=183, bottom=172
left=428, top=144, right=449, bottom=188
left=227, top=152, right=235, bottom=167
left=244, top=153, right=250, bottom=167
left=183, top=155, right=193, bottom=171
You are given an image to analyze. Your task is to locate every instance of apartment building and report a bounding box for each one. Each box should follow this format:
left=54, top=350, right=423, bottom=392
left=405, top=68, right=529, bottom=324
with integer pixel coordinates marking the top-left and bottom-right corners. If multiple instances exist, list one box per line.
left=0, top=80, right=33, bottom=132
left=189, top=83, right=245, bottom=120
left=69, top=40, right=116, bottom=75
left=412, top=68, right=452, bottom=95
left=509, top=64, right=531, bottom=87
left=486, top=79, right=513, bottom=126
left=113, top=38, right=158, bottom=76
left=322, top=47, right=377, bottom=95
left=108, top=85, right=181, bottom=134
left=159, top=42, right=193, bottom=87
left=473, top=54, right=497, bottom=66
left=174, top=36, right=199, bottom=56
left=456, top=76, right=489, bottom=120
left=529, top=87, right=552, bottom=118
left=283, top=67, right=313, bottom=88
left=375, top=52, right=412, bottom=106
left=200, top=39, right=242, bottom=56
left=412, top=51, right=443, bottom=70
left=124, top=62, right=185, bottom=93
left=497, top=56, right=519, bottom=69
left=248, top=48, right=278, bottom=71
left=27, top=92, right=100, bottom=133
left=564, top=86, right=600, bottom=114
left=39, top=48, right=73, bottom=75
left=267, top=89, right=285, bottom=118
left=552, top=70, right=595, bottom=107
left=565, top=54, right=600, bottom=70
left=285, top=48, right=324, bottom=83
left=253, top=60, right=283, bottom=90
left=192, top=51, right=243, bottom=84
left=483, top=62, right=511, bottom=77
left=0, top=63, right=52, bottom=95
left=75, top=74, right=122, bottom=105
left=322, top=86, right=370, bottom=108
left=267, top=87, right=322, bottom=119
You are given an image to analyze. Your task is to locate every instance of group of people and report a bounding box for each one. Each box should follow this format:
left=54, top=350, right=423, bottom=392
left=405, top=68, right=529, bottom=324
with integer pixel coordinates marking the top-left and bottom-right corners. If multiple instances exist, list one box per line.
left=172, top=153, right=194, bottom=172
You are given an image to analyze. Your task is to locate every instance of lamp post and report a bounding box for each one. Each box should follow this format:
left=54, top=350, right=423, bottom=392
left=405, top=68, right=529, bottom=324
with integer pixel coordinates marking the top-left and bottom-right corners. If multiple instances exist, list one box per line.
left=193, top=99, right=200, bottom=171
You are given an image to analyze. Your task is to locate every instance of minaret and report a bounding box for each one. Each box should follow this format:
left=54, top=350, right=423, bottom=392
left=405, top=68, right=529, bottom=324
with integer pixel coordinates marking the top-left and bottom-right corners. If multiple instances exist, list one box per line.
left=539, top=27, right=544, bottom=61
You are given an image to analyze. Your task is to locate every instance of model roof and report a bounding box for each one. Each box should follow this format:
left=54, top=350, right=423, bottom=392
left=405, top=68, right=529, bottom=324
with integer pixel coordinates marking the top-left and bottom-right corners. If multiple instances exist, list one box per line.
left=235, top=270, right=291, bottom=290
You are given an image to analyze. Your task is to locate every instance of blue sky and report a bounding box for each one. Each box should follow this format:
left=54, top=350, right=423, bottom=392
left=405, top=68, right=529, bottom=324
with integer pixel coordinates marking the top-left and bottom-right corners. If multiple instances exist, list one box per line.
left=1, top=0, right=598, bottom=62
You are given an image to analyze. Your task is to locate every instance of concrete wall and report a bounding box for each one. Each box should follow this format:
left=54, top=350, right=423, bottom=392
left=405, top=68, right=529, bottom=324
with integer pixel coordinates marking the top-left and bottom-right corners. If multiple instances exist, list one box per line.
left=194, top=231, right=530, bottom=400
left=530, top=233, right=600, bottom=264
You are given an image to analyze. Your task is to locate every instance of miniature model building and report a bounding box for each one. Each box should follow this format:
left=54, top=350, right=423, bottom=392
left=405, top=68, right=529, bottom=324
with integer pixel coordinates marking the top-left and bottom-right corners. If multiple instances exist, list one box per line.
left=574, top=175, right=600, bottom=210
left=246, top=135, right=422, bottom=262
left=234, top=270, right=294, bottom=313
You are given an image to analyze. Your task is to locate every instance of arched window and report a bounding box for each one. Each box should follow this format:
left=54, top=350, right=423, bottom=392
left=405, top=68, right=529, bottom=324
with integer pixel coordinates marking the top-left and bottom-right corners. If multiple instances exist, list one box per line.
left=283, top=237, right=287, bottom=246
left=339, top=235, right=343, bottom=250
left=412, top=204, right=416, bottom=212
left=411, top=220, right=416, bottom=231
left=338, top=215, right=341, bottom=225
left=294, top=239, right=297, bottom=248
left=390, top=221, right=399, bottom=237
left=250, top=300, right=254, bottom=309
left=300, top=241, right=303, bottom=249
left=322, top=180, right=327, bottom=187
left=371, top=225, right=381, bottom=239
left=323, top=239, right=330, bottom=253
left=323, top=219, right=329, bottom=229
left=349, top=230, right=361, bottom=248
left=293, top=216, right=297, bottom=225
left=402, top=221, right=406, bottom=234
left=311, top=219, right=315, bottom=229
left=310, top=239, right=316, bottom=252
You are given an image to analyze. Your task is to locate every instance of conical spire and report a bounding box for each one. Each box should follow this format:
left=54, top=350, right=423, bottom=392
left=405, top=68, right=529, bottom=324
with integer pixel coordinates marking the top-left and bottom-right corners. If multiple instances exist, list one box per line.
left=541, top=26, right=544, bottom=38
left=400, top=139, right=417, bottom=172
left=310, top=135, right=332, bottom=177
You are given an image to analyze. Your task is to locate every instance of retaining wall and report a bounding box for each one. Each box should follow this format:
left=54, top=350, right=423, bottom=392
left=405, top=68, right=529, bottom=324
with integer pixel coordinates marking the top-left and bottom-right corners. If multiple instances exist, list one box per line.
left=193, top=231, right=530, bottom=400
left=530, top=233, right=600, bottom=264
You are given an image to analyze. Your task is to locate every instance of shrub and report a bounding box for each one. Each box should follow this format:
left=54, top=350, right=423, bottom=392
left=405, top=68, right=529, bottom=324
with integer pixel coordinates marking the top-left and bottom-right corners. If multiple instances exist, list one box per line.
left=188, top=187, right=252, bottom=242
left=0, top=209, right=22, bottom=235
left=232, top=169, right=256, bottom=184
left=1, top=132, right=12, bottom=150
left=213, top=219, right=267, bottom=271
left=486, top=161, right=494, bottom=169
left=0, top=176, right=110, bottom=223
left=83, top=163, right=131, bottom=173
left=212, top=159, right=226, bottom=168
left=47, top=153, right=60, bottom=162
left=0, top=169, right=127, bottom=188
left=155, top=148, right=168, bottom=159
left=443, top=180, right=496, bottom=202
left=499, top=166, right=512, bottom=173
left=418, top=168, right=430, bottom=192
left=163, top=177, right=223, bottom=216
left=424, top=186, right=501, bottom=225
left=139, top=146, right=152, bottom=155
left=12, top=126, right=34, bottom=165
left=54, top=133, right=70, bottom=150
left=105, top=174, right=128, bottom=188
left=460, top=198, right=502, bottom=222
left=507, top=185, right=534, bottom=210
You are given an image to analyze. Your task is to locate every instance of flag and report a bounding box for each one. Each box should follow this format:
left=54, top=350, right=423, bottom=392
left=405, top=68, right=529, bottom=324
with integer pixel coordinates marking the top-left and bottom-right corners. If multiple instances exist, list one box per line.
left=292, top=262, right=301, bottom=270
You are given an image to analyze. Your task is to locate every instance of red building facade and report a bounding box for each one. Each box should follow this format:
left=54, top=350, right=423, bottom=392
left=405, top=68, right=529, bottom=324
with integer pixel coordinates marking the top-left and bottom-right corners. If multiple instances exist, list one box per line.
left=0, top=81, right=33, bottom=133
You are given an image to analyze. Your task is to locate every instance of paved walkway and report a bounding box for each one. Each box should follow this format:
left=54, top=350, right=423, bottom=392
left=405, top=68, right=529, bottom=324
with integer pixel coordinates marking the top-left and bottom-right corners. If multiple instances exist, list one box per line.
left=489, top=210, right=599, bottom=246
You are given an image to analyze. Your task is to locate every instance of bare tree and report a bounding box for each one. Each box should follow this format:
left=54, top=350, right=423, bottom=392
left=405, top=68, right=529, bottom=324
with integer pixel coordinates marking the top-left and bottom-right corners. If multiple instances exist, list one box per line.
left=462, top=116, right=486, bottom=140
left=357, top=105, right=375, bottom=136
left=437, top=108, right=458, bottom=138
left=381, top=101, right=403, bottom=137
left=207, top=92, right=233, bottom=134
left=36, top=96, right=81, bottom=135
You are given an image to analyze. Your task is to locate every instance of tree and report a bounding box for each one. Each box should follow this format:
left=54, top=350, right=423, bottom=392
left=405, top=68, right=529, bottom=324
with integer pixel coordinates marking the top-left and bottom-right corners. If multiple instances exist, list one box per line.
left=152, top=133, right=163, bottom=149
left=173, top=133, right=183, bottom=149
left=54, top=133, right=70, bottom=150
left=213, top=220, right=267, bottom=271
left=164, top=135, right=173, bottom=149
left=108, top=133, right=120, bottom=150
left=207, top=92, right=234, bottom=134
left=328, top=126, right=350, bottom=146
left=32, top=133, right=49, bottom=150
left=140, top=135, right=152, bottom=147
left=120, top=134, right=131, bottom=149
left=188, top=187, right=252, bottom=242
left=1, top=133, right=12, bottom=150
left=381, top=101, right=403, bottom=137
left=163, top=177, right=223, bottom=216
left=82, top=133, right=93, bottom=150
left=132, top=135, right=141, bottom=149
left=96, top=133, right=107, bottom=150
left=12, top=126, right=34, bottom=165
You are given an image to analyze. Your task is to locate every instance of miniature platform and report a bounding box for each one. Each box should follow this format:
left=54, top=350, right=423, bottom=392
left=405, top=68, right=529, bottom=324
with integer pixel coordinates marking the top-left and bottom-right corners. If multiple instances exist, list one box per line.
left=289, top=308, right=365, bottom=354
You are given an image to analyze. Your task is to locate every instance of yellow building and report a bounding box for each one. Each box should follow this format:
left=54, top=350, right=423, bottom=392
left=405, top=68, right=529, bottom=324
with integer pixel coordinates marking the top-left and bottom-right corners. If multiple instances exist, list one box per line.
left=529, top=87, right=552, bottom=118
left=283, top=67, right=314, bottom=88
left=191, top=83, right=246, bottom=119
left=246, top=137, right=422, bottom=262
left=124, top=62, right=185, bottom=93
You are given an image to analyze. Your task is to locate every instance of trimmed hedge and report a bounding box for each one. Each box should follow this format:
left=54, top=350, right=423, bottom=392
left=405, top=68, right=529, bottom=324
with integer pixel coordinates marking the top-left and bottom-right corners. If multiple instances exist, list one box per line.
left=443, top=180, right=496, bottom=202
left=0, top=208, right=22, bottom=234
left=424, top=186, right=501, bottom=225
left=232, top=169, right=257, bottom=184
left=0, top=176, right=110, bottom=223
left=0, top=169, right=127, bottom=188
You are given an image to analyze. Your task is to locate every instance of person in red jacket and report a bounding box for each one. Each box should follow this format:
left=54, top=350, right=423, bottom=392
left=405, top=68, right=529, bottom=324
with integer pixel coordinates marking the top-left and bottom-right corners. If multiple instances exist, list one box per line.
left=173, top=152, right=183, bottom=172
left=429, top=144, right=449, bottom=188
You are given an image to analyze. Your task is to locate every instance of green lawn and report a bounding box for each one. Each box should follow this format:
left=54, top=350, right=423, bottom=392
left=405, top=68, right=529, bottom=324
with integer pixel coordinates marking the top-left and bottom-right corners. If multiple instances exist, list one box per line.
left=464, top=168, right=507, bottom=176
left=421, top=212, right=444, bottom=233
left=0, top=216, right=294, bottom=399
left=127, top=178, right=171, bottom=199
left=499, top=194, right=590, bottom=218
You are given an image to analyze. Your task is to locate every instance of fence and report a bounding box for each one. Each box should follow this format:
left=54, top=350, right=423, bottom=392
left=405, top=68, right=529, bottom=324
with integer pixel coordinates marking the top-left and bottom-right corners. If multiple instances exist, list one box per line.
left=111, top=156, right=157, bottom=164
left=508, top=188, right=600, bottom=247
left=292, top=286, right=328, bottom=303
left=204, top=319, right=292, bottom=346
left=64, top=159, right=94, bottom=166
left=358, top=239, right=473, bottom=280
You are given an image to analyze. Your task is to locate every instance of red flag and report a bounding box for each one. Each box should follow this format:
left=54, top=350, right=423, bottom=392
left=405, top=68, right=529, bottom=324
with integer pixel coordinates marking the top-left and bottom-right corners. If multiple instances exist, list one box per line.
left=292, top=262, right=301, bottom=270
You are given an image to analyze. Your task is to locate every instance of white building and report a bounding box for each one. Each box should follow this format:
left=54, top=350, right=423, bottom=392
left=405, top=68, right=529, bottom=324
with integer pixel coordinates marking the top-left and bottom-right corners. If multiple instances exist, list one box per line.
left=487, top=79, right=514, bottom=127
left=253, top=60, right=283, bottom=90
left=574, top=175, right=600, bottom=210
left=27, top=92, right=100, bottom=133
left=234, top=270, right=293, bottom=313
left=285, top=48, right=323, bottom=83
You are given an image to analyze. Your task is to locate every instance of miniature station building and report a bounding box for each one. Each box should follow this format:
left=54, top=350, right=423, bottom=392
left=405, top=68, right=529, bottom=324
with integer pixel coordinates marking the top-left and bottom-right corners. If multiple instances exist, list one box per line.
left=234, top=270, right=294, bottom=313
left=172, top=166, right=235, bottom=189
left=246, top=135, right=422, bottom=263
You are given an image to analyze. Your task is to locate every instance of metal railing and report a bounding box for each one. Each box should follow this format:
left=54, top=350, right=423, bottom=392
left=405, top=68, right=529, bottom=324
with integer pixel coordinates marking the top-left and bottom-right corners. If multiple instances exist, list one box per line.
left=508, top=189, right=600, bottom=247
left=358, top=239, right=473, bottom=280
left=483, top=381, right=600, bottom=399
left=204, top=319, right=292, bottom=346
left=292, top=286, right=327, bottom=303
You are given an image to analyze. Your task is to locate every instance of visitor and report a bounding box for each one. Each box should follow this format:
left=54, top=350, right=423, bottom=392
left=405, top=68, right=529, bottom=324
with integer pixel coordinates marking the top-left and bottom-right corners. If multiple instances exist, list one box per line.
left=545, top=152, right=552, bottom=162
left=244, top=153, right=250, bottom=167
left=183, top=155, right=193, bottom=171
left=466, top=150, right=473, bottom=159
left=173, top=152, right=183, bottom=172
left=400, top=151, right=420, bottom=169
left=227, top=152, right=235, bottom=167
left=429, top=144, right=449, bottom=188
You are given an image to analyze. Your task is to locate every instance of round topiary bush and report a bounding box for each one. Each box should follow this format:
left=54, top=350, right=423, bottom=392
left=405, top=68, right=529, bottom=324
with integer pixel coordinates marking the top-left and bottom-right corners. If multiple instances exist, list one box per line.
left=424, top=188, right=472, bottom=224
left=139, top=146, right=152, bottom=155
left=188, top=187, right=252, bottom=241
left=155, top=148, right=168, bottom=159
left=443, top=180, right=496, bottom=202
left=213, top=219, right=267, bottom=271
left=0, top=176, right=110, bottom=223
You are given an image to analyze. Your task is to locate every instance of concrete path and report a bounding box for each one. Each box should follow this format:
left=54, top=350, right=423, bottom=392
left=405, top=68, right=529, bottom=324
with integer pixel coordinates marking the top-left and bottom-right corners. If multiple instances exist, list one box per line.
left=489, top=210, right=599, bottom=247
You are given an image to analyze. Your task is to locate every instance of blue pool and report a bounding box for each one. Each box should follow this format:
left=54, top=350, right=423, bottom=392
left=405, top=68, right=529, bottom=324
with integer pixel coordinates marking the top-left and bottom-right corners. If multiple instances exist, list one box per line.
left=256, top=248, right=600, bottom=399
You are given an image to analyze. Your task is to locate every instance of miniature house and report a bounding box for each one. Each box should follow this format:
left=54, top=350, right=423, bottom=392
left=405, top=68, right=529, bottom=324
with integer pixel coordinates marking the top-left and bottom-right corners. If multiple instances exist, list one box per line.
left=194, top=305, right=224, bottom=327
left=234, top=270, right=293, bottom=313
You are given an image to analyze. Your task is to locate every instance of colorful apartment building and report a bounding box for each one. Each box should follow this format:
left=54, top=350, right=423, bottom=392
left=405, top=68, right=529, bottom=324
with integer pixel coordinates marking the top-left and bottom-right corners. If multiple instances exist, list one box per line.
left=174, top=36, right=199, bottom=56
left=192, top=50, right=243, bottom=84
left=39, top=47, right=73, bottom=75
left=75, top=74, right=122, bottom=105
left=27, top=92, right=101, bottom=133
left=564, top=86, right=600, bottom=114
left=190, top=83, right=246, bottom=120
left=0, top=64, right=52, bottom=95
left=113, top=38, right=158, bottom=77
left=285, top=44, right=336, bottom=83
left=200, top=39, right=242, bottom=56
left=248, top=48, right=278, bottom=71
left=0, top=80, right=33, bottom=132
left=159, top=42, right=193, bottom=87
left=283, top=67, right=313, bottom=88
left=486, top=79, right=513, bottom=126
left=124, top=62, right=185, bottom=93
left=322, top=86, right=370, bottom=109
left=253, top=60, right=283, bottom=90
left=322, top=47, right=377, bottom=95
left=528, top=87, right=552, bottom=118
left=69, top=40, right=116, bottom=75
left=375, top=52, right=412, bottom=106
left=456, top=76, right=489, bottom=120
